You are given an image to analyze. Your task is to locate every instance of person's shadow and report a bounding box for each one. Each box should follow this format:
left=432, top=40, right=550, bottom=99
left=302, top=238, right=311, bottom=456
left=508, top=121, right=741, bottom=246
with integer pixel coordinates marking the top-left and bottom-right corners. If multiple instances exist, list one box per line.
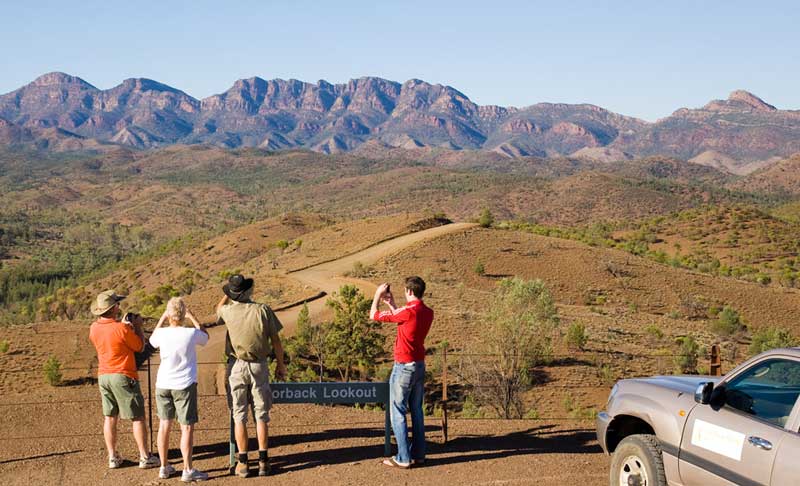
left=190, top=423, right=601, bottom=476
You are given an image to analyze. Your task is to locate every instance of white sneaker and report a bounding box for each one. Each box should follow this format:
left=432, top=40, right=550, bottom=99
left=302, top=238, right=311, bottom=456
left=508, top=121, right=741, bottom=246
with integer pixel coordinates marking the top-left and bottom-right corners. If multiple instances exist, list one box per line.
left=139, top=453, right=159, bottom=469
left=108, top=454, right=124, bottom=469
left=181, top=468, right=209, bottom=482
left=159, top=464, right=176, bottom=479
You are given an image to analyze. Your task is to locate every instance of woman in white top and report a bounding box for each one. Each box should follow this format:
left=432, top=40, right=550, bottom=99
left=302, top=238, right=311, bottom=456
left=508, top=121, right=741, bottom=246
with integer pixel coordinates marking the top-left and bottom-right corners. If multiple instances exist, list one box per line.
left=149, top=297, right=209, bottom=482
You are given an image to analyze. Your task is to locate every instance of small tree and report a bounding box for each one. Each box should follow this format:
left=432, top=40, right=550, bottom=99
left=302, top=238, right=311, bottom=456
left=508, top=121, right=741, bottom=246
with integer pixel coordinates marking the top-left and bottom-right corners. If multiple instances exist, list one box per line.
left=285, top=303, right=329, bottom=381
left=749, top=327, right=797, bottom=356
left=324, top=285, right=385, bottom=381
left=462, top=278, right=559, bottom=418
left=43, top=355, right=62, bottom=386
left=478, top=208, right=494, bottom=228
left=564, top=322, right=588, bottom=351
left=473, top=261, right=486, bottom=276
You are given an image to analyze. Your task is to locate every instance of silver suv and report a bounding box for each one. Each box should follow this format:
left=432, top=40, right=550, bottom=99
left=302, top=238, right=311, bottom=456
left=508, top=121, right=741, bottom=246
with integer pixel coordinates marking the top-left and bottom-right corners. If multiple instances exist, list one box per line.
left=596, top=348, right=800, bottom=485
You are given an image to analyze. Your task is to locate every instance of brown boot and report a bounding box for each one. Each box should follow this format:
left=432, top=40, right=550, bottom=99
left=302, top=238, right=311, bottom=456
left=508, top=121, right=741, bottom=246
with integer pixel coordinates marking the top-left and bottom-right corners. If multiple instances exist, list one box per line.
left=258, top=460, right=271, bottom=477
left=236, top=460, right=250, bottom=478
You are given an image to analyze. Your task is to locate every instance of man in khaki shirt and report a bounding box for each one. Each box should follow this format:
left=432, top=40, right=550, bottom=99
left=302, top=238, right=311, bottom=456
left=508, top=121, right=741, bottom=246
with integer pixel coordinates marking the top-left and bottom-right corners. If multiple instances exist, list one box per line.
left=216, top=274, right=286, bottom=478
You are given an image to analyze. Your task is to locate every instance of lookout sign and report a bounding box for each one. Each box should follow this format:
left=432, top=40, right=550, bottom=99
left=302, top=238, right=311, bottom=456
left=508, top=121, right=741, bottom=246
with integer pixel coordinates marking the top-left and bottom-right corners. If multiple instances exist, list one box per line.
left=228, top=382, right=392, bottom=469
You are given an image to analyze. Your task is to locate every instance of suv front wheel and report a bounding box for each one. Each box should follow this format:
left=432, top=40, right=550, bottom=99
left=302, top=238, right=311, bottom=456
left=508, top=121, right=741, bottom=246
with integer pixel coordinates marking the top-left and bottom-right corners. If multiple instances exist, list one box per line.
left=609, top=434, right=667, bottom=486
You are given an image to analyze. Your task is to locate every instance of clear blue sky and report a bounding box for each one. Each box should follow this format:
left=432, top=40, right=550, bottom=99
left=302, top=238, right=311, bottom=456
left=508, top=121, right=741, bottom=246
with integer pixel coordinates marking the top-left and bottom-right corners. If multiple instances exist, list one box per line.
left=0, top=0, right=797, bottom=120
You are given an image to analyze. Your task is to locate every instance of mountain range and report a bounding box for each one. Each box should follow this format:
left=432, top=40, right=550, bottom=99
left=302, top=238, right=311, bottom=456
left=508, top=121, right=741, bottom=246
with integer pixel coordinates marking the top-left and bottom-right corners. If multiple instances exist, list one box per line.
left=1, top=72, right=799, bottom=173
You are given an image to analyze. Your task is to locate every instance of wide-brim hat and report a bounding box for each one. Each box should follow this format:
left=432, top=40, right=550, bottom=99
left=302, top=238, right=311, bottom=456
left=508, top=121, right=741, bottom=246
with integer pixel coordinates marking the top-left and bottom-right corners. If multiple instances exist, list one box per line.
left=223, top=274, right=254, bottom=302
left=91, top=290, right=126, bottom=316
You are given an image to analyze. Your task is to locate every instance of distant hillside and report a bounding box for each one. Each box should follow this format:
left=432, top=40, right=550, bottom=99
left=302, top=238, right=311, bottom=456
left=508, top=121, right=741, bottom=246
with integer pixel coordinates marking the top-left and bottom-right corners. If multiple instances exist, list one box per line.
left=729, top=154, right=800, bottom=195
left=1, top=73, right=799, bottom=170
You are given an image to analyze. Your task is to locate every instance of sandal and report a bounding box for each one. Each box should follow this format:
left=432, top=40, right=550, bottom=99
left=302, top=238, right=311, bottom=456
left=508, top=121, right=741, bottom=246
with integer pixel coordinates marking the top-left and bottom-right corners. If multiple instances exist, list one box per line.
left=382, top=457, right=411, bottom=469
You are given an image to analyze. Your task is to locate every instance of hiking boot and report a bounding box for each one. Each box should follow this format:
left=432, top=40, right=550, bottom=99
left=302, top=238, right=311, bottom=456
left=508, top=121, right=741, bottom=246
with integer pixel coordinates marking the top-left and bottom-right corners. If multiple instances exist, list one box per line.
left=139, top=453, right=160, bottom=469
left=181, top=468, right=209, bottom=482
left=159, top=464, right=176, bottom=479
left=258, top=460, right=271, bottom=477
left=108, top=454, right=124, bottom=469
left=235, top=461, right=250, bottom=478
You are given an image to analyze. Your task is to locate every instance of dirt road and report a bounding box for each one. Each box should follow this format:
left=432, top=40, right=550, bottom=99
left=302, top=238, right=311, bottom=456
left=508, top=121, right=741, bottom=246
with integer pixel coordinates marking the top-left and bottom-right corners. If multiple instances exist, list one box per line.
left=195, top=222, right=476, bottom=394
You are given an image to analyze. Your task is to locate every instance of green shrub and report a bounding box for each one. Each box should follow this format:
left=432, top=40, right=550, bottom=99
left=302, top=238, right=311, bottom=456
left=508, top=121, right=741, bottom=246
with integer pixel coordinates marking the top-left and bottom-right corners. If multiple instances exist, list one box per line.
left=275, top=239, right=290, bottom=251
left=0, top=339, right=9, bottom=353
left=562, top=394, right=576, bottom=413
left=565, top=322, right=588, bottom=351
left=345, top=261, right=372, bottom=278
left=477, top=208, right=494, bottom=228
left=217, top=268, right=242, bottom=283
left=460, top=395, right=483, bottom=418
left=598, top=364, right=615, bottom=385
left=473, top=261, right=485, bottom=276
left=712, top=306, right=746, bottom=336
left=749, top=327, right=797, bottom=356
left=43, top=355, right=62, bottom=386
left=755, top=274, right=771, bottom=286
left=674, top=335, right=701, bottom=374
left=645, top=324, right=664, bottom=342
left=523, top=408, right=540, bottom=419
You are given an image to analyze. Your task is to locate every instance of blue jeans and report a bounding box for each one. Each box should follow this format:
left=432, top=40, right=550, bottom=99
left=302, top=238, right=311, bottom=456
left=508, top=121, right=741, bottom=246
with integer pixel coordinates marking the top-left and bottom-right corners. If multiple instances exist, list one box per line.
left=389, top=361, right=426, bottom=464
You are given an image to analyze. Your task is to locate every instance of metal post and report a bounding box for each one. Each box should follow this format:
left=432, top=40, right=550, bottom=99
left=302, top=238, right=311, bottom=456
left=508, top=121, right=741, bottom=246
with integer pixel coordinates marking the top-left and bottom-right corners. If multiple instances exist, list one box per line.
left=147, top=357, right=154, bottom=453
left=229, top=410, right=236, bottom=473
left=441, top=347, right=448, bottom=444
left=384, top=401, right=391, bottom=457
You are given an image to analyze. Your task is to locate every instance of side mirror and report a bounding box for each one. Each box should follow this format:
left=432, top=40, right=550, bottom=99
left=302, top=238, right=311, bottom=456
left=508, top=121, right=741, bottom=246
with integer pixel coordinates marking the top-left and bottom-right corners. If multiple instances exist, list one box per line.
left=695, top=382, right=713, bottom=404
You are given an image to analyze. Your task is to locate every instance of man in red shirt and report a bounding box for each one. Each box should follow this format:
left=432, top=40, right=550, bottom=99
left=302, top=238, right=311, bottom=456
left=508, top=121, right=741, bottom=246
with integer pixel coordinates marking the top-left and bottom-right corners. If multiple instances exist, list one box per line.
left=88, top=290, right=158, bottom=470
left=371, top=276, right=433, bottom=468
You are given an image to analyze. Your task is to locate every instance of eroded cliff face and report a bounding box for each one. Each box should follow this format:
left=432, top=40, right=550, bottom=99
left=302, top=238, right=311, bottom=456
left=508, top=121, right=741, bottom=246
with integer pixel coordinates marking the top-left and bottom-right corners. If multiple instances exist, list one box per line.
left=2, top=73, right=798, bottom=169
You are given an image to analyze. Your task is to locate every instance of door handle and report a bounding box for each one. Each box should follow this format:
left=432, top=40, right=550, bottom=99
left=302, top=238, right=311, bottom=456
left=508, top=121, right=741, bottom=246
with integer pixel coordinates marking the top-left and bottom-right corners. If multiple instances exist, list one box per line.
left=748, top=436, right=773, bottom=451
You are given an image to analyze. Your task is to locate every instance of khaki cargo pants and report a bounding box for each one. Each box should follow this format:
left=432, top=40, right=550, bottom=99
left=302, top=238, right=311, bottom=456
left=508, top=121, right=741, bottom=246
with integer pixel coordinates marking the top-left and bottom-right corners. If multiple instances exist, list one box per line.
left=227, top=359, right=272, bottom=424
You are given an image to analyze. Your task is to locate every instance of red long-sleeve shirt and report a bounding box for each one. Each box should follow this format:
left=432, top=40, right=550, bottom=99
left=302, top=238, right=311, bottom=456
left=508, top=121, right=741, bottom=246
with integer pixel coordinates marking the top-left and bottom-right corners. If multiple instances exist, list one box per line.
left=372, top=300, right=433, bottom=363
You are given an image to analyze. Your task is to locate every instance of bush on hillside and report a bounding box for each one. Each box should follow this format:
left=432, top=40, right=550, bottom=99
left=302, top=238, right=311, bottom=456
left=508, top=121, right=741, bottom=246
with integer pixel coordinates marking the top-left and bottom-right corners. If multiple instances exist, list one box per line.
left=43, top=355, right=62, bottom=386
left=674, top=335, right=702, bottom=374
left=749, top=327, right=797, bottom=356
left=477, top=208, right=494, bottom=228
left=460, top=277, right=559, bottom=419
left=564, top=322, right=588, bottom=351
left=712, top=306, right=746, bottom=336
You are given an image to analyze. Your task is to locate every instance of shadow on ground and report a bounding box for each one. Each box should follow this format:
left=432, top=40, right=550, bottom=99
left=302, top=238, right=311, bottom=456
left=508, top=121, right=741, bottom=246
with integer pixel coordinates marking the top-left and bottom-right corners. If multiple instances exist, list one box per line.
left=187, top=424, right=600, bottom=476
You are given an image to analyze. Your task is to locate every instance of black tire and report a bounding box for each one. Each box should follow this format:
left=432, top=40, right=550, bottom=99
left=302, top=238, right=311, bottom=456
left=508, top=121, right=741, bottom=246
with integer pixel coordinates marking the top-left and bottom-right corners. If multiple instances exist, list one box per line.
left=609, top=434, right=667, bottom=486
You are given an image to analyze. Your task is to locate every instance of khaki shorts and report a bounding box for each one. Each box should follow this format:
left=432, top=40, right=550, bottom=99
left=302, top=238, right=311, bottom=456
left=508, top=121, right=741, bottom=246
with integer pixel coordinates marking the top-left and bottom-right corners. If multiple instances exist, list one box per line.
left=99, top=373, right=145, bottom=419
left=156, top=383, right=198, bottom=425
left=228, top=359, right=272, bottom=424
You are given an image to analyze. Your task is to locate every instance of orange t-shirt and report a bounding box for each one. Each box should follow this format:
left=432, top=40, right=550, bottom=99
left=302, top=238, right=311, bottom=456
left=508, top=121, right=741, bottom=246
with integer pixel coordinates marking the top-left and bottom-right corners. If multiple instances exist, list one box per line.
left=89, top=318, right=144, bottom=380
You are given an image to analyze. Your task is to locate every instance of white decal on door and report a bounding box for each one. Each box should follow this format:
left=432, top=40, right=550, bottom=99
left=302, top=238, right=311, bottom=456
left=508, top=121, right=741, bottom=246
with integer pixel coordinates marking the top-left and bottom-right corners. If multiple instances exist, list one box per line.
left=691, top=419, right=746, bottom=461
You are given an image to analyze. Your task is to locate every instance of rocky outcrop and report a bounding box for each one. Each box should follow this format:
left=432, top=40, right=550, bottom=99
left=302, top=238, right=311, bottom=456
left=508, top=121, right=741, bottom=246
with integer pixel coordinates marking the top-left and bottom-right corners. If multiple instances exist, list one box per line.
left=1, top=74, right=798, bottom=165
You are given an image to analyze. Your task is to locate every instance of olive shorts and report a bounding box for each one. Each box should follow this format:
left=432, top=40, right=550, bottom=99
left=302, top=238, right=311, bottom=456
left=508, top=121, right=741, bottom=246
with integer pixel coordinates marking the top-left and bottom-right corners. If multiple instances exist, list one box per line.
left=99, top=373, right=145, bottom=419
left=227, top=359, right=272, bottom=424
left=156, top=383, right=199, bottom=425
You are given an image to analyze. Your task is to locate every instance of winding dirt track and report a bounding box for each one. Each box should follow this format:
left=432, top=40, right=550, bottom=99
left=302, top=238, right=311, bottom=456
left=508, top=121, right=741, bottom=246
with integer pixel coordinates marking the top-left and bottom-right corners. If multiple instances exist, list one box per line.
left=195, top=222, right=476, bottom=394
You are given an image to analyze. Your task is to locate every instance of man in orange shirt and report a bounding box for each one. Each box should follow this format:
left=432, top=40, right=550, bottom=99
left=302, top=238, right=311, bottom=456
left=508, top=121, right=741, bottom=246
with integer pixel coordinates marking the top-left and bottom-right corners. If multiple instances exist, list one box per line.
left=88, top=290, right=159, bottom=469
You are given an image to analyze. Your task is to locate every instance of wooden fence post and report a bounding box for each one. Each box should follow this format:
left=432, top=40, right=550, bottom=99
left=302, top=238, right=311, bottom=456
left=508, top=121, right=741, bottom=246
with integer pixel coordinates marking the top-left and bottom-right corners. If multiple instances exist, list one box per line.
left=710, top=344, right=722, bottom=376
left=441, top=346, right=448, bottom=444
